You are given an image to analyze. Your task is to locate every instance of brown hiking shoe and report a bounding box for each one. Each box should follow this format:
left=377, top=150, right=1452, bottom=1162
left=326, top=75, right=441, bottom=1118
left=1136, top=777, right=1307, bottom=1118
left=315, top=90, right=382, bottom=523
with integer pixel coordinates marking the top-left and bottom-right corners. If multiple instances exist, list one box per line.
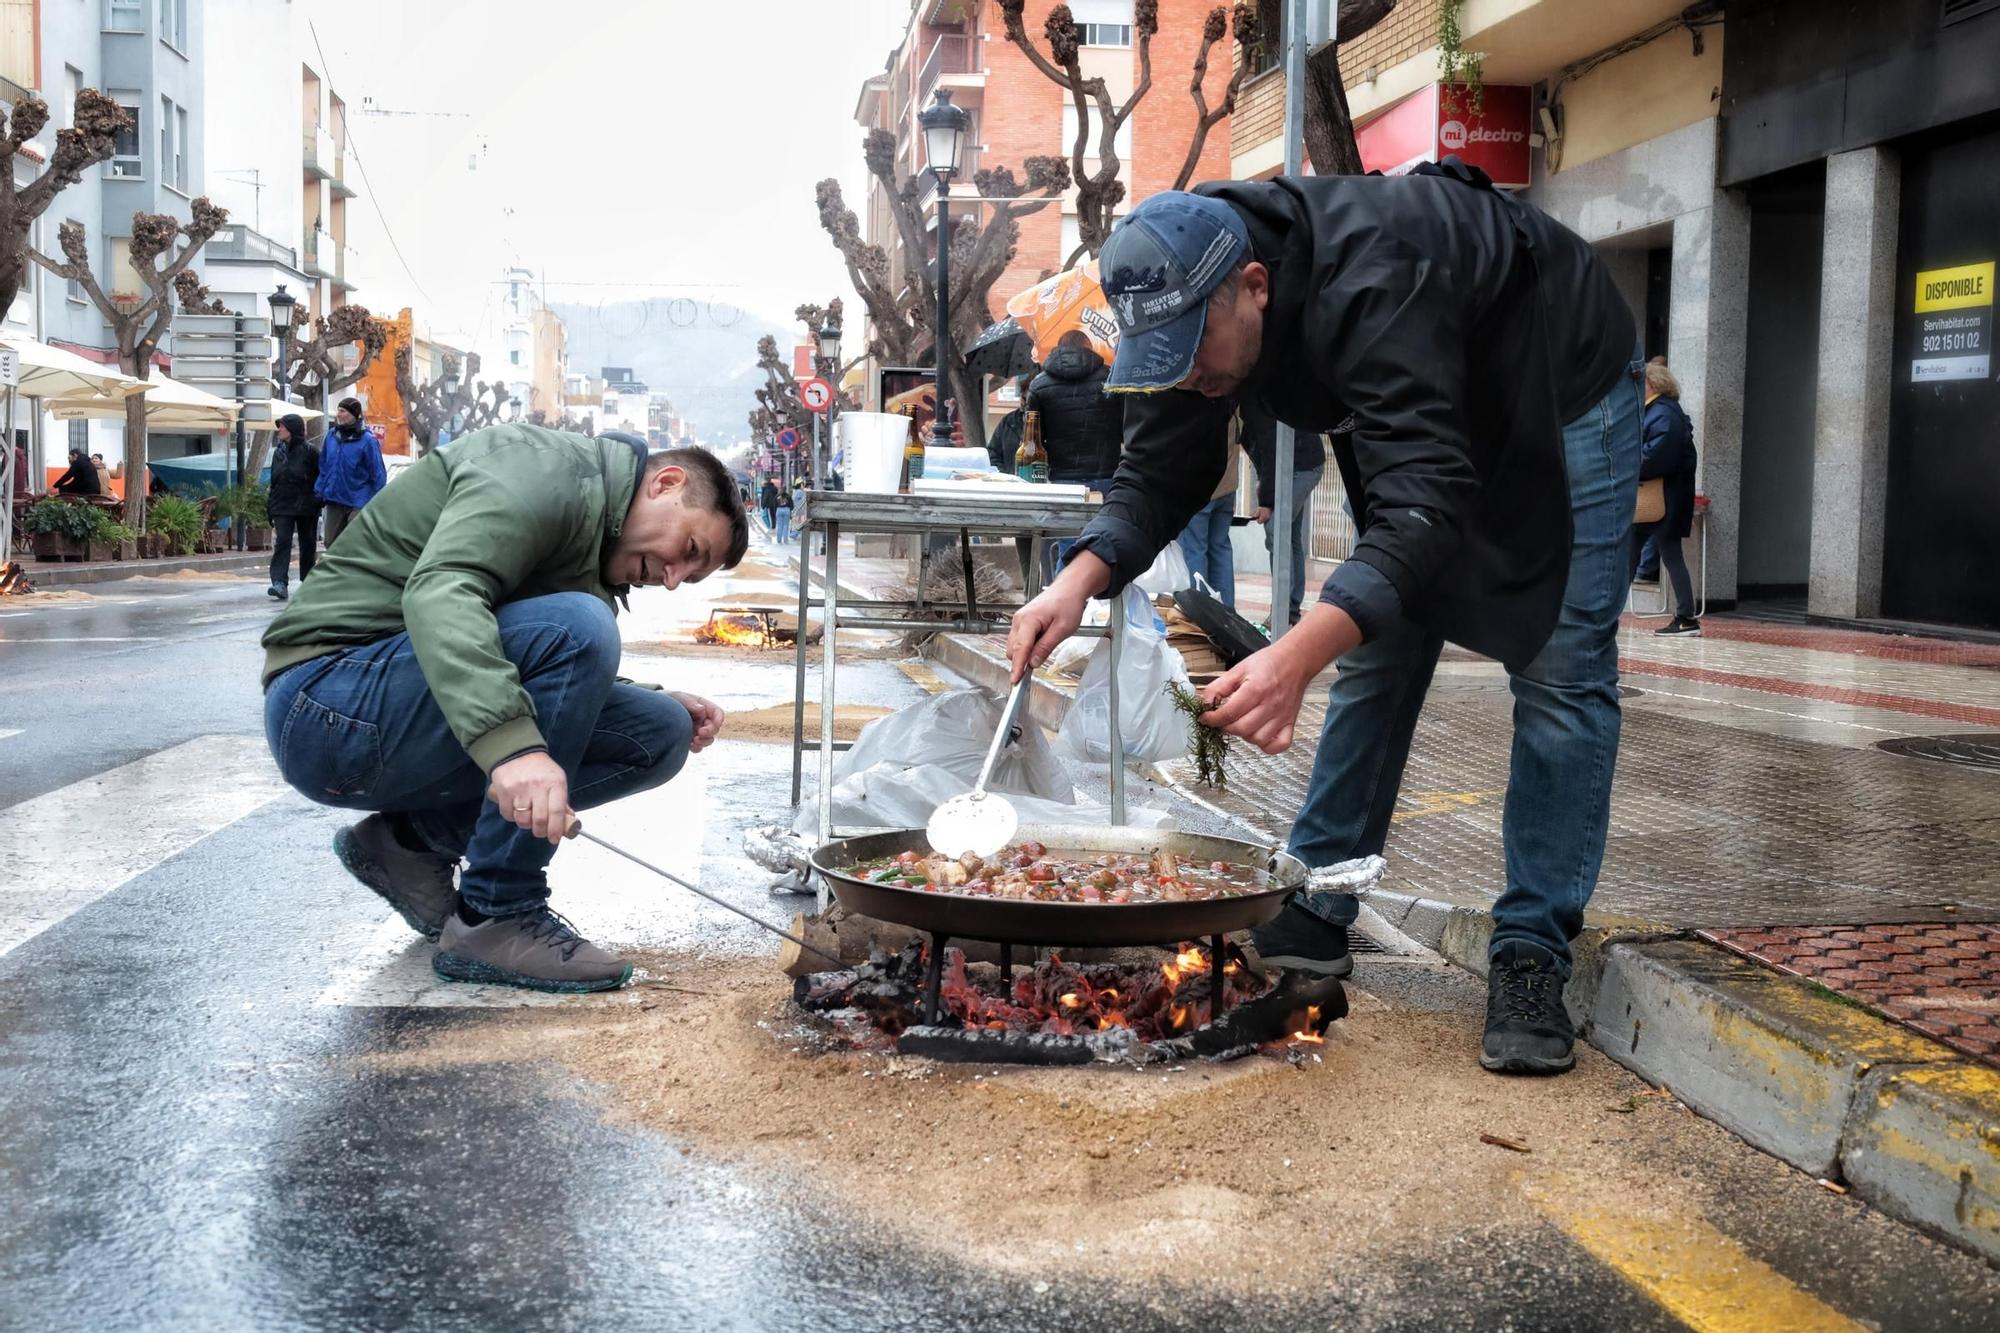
left=432, top=908, right=633, bottom=993
left=334, top=814, right=458, bottom=940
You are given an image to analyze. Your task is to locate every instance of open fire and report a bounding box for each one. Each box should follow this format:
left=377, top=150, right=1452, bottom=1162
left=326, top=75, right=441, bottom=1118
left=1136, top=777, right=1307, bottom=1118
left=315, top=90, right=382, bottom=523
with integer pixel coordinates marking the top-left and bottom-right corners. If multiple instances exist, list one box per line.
left=795, top=939, right=1345, bottom=1066
left=0, top=561, right=31, bottom=595
left=694, top=604, right=810, bottom=649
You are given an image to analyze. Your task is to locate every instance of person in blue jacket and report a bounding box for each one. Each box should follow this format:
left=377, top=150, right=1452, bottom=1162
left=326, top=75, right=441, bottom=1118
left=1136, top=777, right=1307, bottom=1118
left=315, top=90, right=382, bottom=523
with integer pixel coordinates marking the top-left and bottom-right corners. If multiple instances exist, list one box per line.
left=315, top=396, right=388, bottom=547
left=1630, top=362, right=1700, bottom=635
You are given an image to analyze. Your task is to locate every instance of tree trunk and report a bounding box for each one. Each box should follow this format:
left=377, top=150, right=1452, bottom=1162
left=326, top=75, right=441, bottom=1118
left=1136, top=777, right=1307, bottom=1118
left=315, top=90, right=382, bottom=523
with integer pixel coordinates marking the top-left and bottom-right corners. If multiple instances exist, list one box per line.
left=1302, top=41, right=1365, bottom=177
left=123, top=384, right=149, bottom=534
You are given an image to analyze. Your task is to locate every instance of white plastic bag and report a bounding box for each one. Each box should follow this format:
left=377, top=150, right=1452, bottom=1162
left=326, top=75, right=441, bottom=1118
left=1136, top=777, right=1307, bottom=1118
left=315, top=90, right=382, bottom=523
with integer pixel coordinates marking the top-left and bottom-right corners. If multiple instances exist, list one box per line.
left=795, top=762, right=1173, bottom=834
left=1134, top=541, right=1193, bottom=597
left=834, top=687, right=1070, bottom=799
left=1059, top=588, right=1191, bottom=765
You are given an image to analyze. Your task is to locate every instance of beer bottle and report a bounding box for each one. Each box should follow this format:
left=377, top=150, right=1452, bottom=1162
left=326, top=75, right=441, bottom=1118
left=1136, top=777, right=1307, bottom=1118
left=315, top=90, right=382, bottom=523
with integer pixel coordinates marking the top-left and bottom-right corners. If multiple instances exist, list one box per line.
left=903, top=409, right=925, bottom=489
left=1016, top=410, right=1049, bottom=484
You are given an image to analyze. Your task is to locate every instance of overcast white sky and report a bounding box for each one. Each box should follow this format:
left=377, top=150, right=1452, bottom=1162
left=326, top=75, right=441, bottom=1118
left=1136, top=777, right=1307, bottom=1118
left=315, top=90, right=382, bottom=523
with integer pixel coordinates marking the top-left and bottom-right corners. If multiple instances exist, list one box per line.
left=304, top=0, right=911, bottom=339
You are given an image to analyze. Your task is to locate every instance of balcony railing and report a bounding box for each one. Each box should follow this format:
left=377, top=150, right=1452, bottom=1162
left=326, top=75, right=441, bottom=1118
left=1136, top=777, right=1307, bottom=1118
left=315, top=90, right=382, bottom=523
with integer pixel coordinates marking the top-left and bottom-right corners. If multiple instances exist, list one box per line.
left=206, top=223, right=299, bottom=268
left=916, top=32, right=975, bottom=104
left=303, top=226, right=335, bottom=279
left=333, top=243, right=357, bottom=291
left=331, top=147, right=356, bottom=198
left=303, top=125, right=335, bottom=179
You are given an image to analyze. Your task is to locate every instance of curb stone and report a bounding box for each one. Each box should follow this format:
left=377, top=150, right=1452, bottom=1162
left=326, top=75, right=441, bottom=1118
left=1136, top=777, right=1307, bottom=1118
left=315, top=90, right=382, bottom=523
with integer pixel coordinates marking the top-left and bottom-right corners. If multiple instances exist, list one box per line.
left=24, top=553, right=268, bottom=587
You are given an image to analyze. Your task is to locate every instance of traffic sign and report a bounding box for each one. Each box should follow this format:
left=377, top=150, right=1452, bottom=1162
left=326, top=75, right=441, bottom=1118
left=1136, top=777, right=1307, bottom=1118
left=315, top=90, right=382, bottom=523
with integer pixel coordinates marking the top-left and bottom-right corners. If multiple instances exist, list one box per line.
left=799, top=377, right=832, bottom=413
left=775, top=426, right=801, bottom=451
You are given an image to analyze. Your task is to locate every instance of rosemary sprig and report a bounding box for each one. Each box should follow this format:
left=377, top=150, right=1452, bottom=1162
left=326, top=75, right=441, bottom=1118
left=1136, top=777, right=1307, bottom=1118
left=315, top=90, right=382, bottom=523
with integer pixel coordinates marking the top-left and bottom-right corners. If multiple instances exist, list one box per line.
left=1167, top=681, right=1230, bottom=790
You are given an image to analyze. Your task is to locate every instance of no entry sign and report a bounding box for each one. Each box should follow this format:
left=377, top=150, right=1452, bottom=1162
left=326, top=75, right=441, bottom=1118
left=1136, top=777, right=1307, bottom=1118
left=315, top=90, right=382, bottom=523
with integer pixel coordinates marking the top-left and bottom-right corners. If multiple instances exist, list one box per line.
left=800, top=377, right=833, bottom=413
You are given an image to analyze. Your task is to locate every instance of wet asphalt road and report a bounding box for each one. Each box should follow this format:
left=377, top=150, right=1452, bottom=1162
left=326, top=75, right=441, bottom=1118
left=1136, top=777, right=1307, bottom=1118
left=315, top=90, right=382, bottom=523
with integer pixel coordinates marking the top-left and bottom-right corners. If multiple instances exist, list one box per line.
left=3, top=573, right=1999, bottom=1331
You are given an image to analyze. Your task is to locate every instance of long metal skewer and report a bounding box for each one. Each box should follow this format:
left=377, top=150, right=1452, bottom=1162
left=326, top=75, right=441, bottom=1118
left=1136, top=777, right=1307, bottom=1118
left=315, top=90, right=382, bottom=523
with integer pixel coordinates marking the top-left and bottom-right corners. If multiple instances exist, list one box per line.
left=573, top=826, right=843, bottom=968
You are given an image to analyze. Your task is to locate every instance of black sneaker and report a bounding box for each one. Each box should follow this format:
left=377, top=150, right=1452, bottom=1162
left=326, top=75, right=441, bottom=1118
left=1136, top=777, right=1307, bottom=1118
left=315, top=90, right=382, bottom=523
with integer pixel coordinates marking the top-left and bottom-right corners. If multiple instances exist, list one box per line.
left=268, top=583, right=288, bottom=601
left=1481, top=940, right=1575, bottom=1075
left=1250, top=905, right=1353, bottom=978
left=1654, top=616, right=1701, bottom=637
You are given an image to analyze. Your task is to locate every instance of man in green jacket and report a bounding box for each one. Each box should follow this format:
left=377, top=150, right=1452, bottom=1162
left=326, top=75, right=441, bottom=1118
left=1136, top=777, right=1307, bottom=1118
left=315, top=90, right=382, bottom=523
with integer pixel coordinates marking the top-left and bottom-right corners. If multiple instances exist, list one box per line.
left=262, top=426, right=749, bottom=992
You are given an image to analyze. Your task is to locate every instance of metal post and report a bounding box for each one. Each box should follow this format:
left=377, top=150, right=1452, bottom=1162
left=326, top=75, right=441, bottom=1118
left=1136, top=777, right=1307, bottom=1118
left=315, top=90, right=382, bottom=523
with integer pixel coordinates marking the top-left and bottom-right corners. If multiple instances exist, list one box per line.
left=815, top=519, right=841, bottom=912
left=1270, top=0, right=1312, bottom=637
left=930, top=189, right=953, bottom=452
left=1107, top=598, right=1126, bottom=824
left=233, top=315, right=247, bottom=551
left=789, top=512, right=813, bottom=807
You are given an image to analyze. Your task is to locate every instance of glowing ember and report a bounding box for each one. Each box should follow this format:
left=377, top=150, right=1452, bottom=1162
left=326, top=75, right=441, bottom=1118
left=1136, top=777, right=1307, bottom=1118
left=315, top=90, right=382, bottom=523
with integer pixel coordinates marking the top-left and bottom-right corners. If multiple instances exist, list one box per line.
left=1288, top=1004, right=1326, bottom=1044
left=0, top=561, right=30, bottom=595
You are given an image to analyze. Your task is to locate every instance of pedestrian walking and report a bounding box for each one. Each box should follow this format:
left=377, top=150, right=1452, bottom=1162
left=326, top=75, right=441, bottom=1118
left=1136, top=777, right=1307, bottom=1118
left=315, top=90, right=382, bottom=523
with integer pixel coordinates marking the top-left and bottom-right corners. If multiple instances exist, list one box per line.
left=52, top=447, right=101, bottom=496
left=1010, top=170, right=1641, bottom=1075
left=759, top=479, right=780, bottom=532
left=1028, top=331, right=1122, bottom=579
left=774, top=485, right=793, bottom=544
left=265, top=413, right=320, bottom=602
left=262, top=427, right=749, bottom=993
left=1243, top=401, right=1326, bottom=628
left=315, top=397, right=387, bottom=547
left=1173, top=430, right=1241, bottom=606
left=1631, top=361, right=1701, bottom=635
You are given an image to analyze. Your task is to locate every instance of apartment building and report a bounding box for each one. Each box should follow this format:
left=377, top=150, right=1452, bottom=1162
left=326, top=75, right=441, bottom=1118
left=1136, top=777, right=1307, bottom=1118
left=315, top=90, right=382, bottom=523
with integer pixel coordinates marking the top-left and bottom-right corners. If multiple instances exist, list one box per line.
left=202, top=0, right=359, bottom=329
left=853, top=0, right=1233, bottom=407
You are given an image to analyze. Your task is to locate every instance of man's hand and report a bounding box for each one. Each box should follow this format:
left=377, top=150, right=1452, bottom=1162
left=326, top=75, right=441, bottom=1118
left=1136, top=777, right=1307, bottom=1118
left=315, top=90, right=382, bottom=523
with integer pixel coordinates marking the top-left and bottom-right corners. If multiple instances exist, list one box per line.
left=1200, top=603, right=1363, bottom=754
left=1254, top=506, right=1273, bottom=524
left=672, top=692, right=725, bottom=753
left=489, top=751, right=571, bottom=846
left=1007, top=584, right=1087, bottom=682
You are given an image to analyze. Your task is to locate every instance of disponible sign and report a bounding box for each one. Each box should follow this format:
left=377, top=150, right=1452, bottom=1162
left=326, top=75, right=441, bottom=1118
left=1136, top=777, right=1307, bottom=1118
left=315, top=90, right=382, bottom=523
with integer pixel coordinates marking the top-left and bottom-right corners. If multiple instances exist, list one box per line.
left=1356, top=83, right=1534, bottom=190
left=1911, top=260, right=1992, bottom=383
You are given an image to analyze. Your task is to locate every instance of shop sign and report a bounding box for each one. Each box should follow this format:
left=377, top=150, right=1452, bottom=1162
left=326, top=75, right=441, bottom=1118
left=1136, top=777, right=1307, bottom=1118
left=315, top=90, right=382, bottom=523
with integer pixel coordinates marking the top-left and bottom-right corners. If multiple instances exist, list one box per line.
left=1356, top=83, right=1534, bottom=189
left=1912, top=261, right=1993, bottom=383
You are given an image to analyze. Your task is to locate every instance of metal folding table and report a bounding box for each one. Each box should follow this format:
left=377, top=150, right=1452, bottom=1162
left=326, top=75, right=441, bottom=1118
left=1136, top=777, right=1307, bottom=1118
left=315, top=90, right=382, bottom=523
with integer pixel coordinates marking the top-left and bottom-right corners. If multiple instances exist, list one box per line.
left=790, top=489, right=1128, bottom=909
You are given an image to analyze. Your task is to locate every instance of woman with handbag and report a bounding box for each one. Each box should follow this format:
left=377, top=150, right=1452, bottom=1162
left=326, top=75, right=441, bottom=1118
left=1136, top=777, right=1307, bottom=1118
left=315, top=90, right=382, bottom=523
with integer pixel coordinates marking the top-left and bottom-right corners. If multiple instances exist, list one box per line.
left=1631, top=362, right=1700, bottom=636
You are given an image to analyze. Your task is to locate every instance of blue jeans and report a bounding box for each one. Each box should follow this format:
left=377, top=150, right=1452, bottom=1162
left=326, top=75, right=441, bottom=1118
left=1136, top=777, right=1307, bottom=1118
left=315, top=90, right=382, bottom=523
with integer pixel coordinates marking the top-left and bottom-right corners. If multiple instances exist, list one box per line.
left=775, top=505, right=792, bottom=544
left=1286, top=370, right=1641, bottom=973
left=264, top=592, right=694, bottom=915
left=1049, top=475, right=1119, bottom=585
left=1175, top=492, right=1237, bottom=607
left=1265, top=467, right=1323, bottom=625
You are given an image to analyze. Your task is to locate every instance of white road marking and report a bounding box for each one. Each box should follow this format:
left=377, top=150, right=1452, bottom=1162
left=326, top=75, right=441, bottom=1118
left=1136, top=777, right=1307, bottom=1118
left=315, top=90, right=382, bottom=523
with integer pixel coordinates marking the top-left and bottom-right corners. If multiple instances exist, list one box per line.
left=0, top=729, right=19, bottom=742
left=314, top=764, right=714, bottom=1009
left=0, top=636, right=161, bottom=643
left=0, top=735, right=282, bottom=957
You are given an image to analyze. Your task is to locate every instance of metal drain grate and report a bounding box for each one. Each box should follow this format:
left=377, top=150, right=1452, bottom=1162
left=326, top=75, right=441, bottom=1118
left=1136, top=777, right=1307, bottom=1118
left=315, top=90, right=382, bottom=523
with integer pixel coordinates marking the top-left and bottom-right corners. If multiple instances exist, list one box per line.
left=1876, top=734, right=2000, bottom=770
left=1348, top=930, right=1386, bottom=954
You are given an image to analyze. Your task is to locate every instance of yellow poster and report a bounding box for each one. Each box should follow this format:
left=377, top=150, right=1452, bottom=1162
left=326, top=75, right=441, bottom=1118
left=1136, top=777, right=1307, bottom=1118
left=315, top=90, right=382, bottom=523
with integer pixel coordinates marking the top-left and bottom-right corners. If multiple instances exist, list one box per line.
left=1912, top=261, right=1993, bottom=382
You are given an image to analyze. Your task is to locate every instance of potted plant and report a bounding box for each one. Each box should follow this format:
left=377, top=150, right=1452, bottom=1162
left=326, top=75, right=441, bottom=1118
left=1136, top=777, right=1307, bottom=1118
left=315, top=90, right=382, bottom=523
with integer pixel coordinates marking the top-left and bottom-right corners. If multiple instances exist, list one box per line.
left=85, top=508, right=137, bottom=562
left=144, top=494, right=204, bottom=557
left=207, top=482, right=272, bottom=552
left=23, top=497, right=95, bottom=561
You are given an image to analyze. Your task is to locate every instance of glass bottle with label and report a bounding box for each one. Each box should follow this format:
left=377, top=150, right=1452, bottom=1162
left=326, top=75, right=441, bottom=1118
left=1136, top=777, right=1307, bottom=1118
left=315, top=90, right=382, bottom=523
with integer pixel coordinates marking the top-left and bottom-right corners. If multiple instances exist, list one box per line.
left=1015, top=409, right=1049, bottom=483
left=903, top=409, right=925, bottom=491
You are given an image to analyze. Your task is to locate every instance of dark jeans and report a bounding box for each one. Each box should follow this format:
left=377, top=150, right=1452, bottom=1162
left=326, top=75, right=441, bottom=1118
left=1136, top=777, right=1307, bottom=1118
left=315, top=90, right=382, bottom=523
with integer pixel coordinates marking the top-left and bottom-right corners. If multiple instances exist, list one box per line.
left=1048, top=475, right=1118, bottom=584
left=1265, top=467, right=1323, bottom=626
left=269, top=513, right=317, bottom=589
left=323, top=503, right=360, bottom=547
left=1630, top=523, right=1694, bottom=619
left=1286, top=361, right=1642, bottom=974
left=263, top=592, right=694, bottom=915
left=1174, top=491, right=1237, bottom=607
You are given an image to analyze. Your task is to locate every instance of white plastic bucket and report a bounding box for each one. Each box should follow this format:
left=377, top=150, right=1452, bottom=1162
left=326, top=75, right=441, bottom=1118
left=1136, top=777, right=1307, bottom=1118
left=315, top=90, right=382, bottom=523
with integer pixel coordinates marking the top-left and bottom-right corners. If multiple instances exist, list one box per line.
left=839, top=412, right=909, bottom=494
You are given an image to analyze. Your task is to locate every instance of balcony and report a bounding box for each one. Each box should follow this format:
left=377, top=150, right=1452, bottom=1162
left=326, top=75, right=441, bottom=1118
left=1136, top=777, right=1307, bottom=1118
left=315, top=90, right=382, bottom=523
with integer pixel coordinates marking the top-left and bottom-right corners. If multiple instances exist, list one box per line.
left=332, top=243, right=357, bottom=292
left=303, top=125, right=334, bottom=179
left=330, top=147, right=357, bottom=199
left=302, top=226, right=335, bottom=280
left=206, top=223, right=299, bottom=269
left=915, top=32, right=977, bottom=106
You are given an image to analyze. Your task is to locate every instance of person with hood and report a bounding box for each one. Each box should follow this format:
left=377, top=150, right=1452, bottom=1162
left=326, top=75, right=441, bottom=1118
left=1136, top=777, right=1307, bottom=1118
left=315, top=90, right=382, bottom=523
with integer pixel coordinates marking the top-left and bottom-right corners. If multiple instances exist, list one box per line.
left=1028, top=331, right=1122, bottom=579
left=758, top=478, right=780, bottom=532
left=316, top=397, right=387, bottom=546
left=52, top=447, right=101, bottom=496
left=1632, top=361, right=1700, bottom=636
left=263, top=428, right=749, bottom=993
left=1008, top=168, right=1640, bottom=1076
left=266, top=413, right=320, bottom=601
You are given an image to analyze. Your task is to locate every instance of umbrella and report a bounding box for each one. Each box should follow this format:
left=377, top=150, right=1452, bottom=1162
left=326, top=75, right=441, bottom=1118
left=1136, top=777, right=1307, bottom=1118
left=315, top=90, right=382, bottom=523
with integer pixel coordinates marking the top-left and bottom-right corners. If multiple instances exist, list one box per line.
left=47, top=372, right=241, bottom=432
left=963, top=316, right=1036, bottom=380
left=0, top=336, right=145, bottom=399
left=1004, top=258, right=1119, bottom=364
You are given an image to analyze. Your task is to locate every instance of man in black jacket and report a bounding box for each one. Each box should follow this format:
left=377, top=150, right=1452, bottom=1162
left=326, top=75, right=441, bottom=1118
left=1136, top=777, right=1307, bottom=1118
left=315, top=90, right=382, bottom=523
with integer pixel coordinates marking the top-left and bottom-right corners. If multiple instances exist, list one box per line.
left=1007, top=170, right=1640, bottom=1075
left=266, top=413, right=319, bottom=601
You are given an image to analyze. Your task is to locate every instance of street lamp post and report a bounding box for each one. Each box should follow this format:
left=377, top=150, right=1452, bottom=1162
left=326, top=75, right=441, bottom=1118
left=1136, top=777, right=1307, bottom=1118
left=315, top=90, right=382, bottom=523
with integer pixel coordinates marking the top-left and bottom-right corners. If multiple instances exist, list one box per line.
left=266, top=284, right=297, bottom=405
left=919, top=88, right=969, bottom=454
left=816, top=312, right=843, bottom=491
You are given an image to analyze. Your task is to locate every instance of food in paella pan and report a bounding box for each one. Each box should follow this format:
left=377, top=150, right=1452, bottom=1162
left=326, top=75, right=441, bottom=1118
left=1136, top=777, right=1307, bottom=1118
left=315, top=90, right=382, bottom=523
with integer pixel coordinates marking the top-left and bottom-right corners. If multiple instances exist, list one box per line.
left=852, top=839, right=1275, bottom=905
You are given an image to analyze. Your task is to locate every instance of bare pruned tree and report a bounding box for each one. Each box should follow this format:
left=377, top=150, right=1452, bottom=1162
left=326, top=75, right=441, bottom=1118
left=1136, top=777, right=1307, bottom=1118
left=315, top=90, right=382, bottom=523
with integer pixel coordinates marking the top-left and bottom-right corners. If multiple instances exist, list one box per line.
left=999, top=1, right=1254, bottom=264
left=393, top=346, right=494, bottom=456
left=1301, top=0, right=1400, bottom=176
left=30, top=197, right=229, bottom=531
left=0, top=89, right=128, bottom=323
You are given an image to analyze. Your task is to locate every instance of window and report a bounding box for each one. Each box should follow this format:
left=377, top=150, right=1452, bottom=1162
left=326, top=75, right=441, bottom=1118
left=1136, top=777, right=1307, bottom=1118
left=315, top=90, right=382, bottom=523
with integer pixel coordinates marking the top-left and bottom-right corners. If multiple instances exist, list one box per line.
left=510, top=350, right=523, bottom=366
left=61, top=67, right=81, bottom=129
left=175, top=106, right=189, bottom=189
left=62, top=218, right=83, bottom=302
left=1070, top=0, right=1132, bottom=45
left=109, top=239, right=142, bottom=299
left=105, top=0, right=142, bottom=31
left=1060, top=103, right=1133, bottom=160
left=110, top=97, right=141, bottom=177
left=159, top=96, right=187, bottom=190
left=1080, top=24, right=1131, bottom=46
left=159, top=95, right=170, bottom=180
left=68, top=421, right=88, bottom=452
left=1252, top=0, right=1284, bottom=74
left=158, top=0, right=187, bottom=48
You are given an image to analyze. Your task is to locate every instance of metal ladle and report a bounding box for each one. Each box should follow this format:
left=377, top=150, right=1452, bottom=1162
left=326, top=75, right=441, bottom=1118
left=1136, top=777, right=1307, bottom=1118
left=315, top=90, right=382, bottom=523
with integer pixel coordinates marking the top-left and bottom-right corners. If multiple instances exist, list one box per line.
left=925, top=674, right=1033, bottom=860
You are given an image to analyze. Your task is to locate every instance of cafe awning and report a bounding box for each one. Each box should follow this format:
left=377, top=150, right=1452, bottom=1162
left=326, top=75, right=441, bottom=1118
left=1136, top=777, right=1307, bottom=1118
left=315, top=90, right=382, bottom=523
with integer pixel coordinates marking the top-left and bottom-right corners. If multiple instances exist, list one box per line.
left=0, top=335, right=145, bottom=400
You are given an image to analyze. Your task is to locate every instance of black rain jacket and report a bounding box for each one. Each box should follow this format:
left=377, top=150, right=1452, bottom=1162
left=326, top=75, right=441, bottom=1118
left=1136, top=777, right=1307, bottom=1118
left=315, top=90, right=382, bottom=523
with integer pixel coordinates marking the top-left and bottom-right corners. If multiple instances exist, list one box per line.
left=1025, top=343, right=1123, bottom=482
left=1067, top=164, right=1636, bottom=668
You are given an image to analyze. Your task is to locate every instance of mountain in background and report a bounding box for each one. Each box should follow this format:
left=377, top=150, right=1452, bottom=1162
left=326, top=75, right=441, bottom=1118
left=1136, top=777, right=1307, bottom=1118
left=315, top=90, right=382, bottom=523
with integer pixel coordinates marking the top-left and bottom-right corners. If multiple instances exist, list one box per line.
left=552, top=298, right=792, bottom=447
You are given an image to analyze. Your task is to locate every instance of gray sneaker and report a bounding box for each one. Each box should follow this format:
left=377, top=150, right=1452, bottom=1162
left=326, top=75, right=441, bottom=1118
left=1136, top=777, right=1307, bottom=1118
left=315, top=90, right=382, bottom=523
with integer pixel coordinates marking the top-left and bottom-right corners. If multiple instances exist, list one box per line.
left=334, top=814, right=458, bottom=940
left=432, top=908, right=633, bottom=993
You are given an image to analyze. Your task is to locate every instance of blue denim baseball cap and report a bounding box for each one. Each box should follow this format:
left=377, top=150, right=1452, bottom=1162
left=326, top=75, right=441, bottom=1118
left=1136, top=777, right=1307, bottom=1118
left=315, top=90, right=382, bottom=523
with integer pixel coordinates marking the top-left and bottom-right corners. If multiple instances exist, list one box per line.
left=1099, top=192, right=1249, bottom=392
